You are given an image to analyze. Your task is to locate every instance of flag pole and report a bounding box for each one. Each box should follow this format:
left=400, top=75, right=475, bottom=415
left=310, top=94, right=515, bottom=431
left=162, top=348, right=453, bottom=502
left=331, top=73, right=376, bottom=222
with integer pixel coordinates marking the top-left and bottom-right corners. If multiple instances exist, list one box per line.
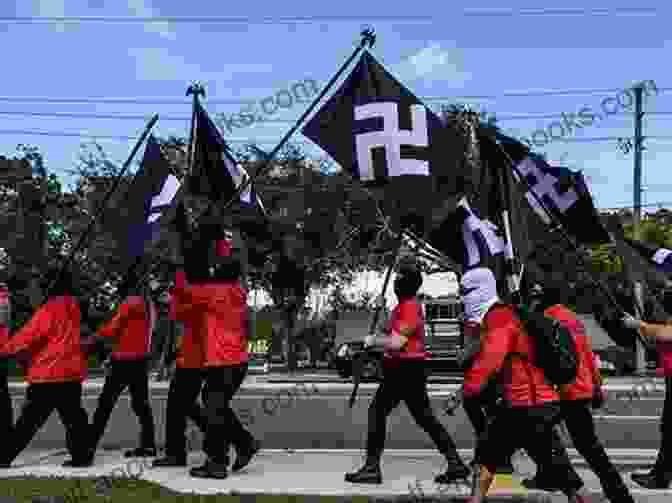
left=199, top=29, right=375, bottom=220
left=494, top=137, right=651, bottom=348
left=349, top=227, right=406, bottom=408
left=44, top=114, right=159, bottom=301
left=132, top=29, right=376, bottom=287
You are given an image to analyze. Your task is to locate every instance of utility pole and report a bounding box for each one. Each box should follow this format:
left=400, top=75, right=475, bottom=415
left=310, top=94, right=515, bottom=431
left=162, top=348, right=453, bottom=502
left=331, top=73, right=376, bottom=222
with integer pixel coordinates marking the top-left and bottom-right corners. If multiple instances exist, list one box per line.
left=632, top=84, right=644, bottom=240
left=632, top=84, right=647, bottom=374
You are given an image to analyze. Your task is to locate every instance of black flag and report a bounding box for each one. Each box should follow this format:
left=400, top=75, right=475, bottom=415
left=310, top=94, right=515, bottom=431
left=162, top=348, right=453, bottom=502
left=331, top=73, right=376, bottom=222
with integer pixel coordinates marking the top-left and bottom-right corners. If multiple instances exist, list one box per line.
left=624, top=238, right=672, bottom=277
left=498, top=133, right=610, bottom=245
left=302, top=51, right=462, bottom=234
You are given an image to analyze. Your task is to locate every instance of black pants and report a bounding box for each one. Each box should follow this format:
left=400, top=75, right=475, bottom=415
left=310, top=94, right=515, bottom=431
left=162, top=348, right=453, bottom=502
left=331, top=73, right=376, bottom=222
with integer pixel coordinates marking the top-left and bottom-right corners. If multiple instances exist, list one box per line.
left=465, top=395, right=567, bottom=465
left=526, top=400, right=632, bottom=501
left=0, top=359, right=12, bottom=440
left=5, top=381, right=89, bottom=463
left=165, top=367, right=206, bottom=458
left=654, top=376, right=672, bottom=478
left=202, top=364, right=255, bottom=465
left=366, top=360, right=462, bottom=464
left=479, top=403, right=584, bottom=495
left=90, top=358, right=155, bottom=450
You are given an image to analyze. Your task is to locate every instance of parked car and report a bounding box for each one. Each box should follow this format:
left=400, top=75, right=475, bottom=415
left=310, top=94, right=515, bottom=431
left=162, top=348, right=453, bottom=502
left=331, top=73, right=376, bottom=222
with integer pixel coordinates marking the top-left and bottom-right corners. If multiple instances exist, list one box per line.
left=333, top=341, right=383, bottom=381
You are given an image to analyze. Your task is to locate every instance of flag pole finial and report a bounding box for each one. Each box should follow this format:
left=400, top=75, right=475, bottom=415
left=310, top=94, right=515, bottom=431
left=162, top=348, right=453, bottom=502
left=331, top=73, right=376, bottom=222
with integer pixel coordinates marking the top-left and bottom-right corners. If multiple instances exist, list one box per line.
left=360, top=27, right=376, bottom=48
left=186, top=82, right=206, bottom=99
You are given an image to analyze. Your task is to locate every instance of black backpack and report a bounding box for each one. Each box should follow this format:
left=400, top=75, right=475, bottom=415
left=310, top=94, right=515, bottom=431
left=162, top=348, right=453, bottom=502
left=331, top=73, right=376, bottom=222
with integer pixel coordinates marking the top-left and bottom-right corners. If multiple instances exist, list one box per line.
left=514, top=305, right=578, bottom=387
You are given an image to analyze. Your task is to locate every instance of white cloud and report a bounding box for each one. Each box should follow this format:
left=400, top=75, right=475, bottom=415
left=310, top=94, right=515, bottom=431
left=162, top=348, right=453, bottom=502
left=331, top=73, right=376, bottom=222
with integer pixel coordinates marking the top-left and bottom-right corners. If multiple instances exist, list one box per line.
left=127, top=47, right=274, bottom=84
left=392, top=43, right=472, bottom=86
left=127, top=0, right=176, bottom=41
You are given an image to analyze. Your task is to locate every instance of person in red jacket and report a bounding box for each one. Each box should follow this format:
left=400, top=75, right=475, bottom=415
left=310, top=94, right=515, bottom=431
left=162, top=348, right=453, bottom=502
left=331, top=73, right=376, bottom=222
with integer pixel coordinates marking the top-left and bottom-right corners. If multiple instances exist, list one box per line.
left=622, top=313, right=672, bottom=489
left=172, top=256, right=259, bottom=479
left=0, top=281, right=12, bottom=444
left=522, top=286, right=634, bottom=503
left=345, top=263, right=469, bottom=485
left=153, top=267, right=208, bottom=468
left=88, top=273, right=157, bottom=459
left=461, top=268, right=588, bottom=503
left=0, top=268, right=91, bottom=467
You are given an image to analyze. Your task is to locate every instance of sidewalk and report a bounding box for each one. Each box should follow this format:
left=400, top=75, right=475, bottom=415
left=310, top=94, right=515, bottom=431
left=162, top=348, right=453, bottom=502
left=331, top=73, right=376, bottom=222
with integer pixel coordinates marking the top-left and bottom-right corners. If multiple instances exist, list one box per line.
left=1, top=449, right=670, bottom=501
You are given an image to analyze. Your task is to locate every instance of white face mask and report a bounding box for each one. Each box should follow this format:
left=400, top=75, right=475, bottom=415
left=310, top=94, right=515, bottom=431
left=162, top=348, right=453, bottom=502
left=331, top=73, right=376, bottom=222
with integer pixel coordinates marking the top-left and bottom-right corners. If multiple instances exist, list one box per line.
left=461, top=268, right=499, bottom=324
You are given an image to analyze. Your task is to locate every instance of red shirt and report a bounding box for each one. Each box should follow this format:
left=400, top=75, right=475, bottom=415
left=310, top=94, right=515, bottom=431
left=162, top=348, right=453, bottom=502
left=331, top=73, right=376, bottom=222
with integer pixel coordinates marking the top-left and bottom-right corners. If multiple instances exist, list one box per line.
left=97, top=296, right=154, bottom=360
left=463, top=304, right=559, bottom=407
left=384, top=298, right=428, bottom=361
left=0, top=296, right=87, bottom=384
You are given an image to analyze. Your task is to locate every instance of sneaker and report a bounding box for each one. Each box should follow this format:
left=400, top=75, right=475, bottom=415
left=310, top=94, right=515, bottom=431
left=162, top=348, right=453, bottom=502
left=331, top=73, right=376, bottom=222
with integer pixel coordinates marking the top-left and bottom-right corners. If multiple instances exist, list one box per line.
left=631, top=472, right=671, bottom=489
left=63, top=456, right=94, bottom=468
left=522, top=476, right=563, bottom=492
left=434, top=463, right=470, bottom=485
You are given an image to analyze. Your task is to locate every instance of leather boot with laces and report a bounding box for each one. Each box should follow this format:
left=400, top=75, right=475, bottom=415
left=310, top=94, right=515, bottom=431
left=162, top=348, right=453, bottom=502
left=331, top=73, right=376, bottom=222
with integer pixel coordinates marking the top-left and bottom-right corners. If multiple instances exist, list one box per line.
left=344, top=457, right=382, bottom=484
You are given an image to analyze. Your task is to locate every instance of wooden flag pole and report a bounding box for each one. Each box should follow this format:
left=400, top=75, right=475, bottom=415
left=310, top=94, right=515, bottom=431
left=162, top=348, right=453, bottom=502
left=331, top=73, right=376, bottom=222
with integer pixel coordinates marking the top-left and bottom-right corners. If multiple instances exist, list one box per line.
left=44, top=114, right=159, bottom=301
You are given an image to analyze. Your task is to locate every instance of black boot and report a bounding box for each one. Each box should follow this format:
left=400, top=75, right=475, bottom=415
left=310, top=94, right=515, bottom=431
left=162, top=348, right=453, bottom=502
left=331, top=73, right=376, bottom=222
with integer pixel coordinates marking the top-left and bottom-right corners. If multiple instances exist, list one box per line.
left=344, top=457, right=382, bottom=484
left=190, top=459, right=228, bottom=479
left=522, top=474, right=563, bottom=492
left=232, top=439, right=261, bottom=472
left=124, top=447, right=157, bottom=458
left=631, top=472, right=671, bottom=489
left=153, top=454, right=187, bottom=467
left=434, top=457, right=470, bottom=485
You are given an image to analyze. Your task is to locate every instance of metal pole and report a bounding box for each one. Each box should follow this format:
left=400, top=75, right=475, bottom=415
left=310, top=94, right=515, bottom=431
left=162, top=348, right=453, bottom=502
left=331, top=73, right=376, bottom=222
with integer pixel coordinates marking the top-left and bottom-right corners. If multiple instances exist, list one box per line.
left=45, top=114, right=159, bottom=301
left=633, top=85, right=644, bottom=240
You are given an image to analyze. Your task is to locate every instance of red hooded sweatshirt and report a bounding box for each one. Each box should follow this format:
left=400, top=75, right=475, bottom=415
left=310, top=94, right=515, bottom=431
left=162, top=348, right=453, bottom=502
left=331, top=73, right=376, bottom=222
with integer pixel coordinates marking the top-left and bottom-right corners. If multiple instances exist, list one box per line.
left=169, top=270, right=205, bottom=369
left=173, top=281, right=249, bottom=367
left=0, top=296, right=86, bottom=383
left=463, top=304, right=560, bottom=407
left=97, top=295, right=156, bottom=360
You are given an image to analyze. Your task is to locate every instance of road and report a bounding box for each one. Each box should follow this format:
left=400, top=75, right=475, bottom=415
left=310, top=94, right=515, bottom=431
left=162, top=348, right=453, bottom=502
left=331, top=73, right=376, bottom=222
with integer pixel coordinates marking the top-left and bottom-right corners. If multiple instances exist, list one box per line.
left=12, top=377, right=666, bottom=451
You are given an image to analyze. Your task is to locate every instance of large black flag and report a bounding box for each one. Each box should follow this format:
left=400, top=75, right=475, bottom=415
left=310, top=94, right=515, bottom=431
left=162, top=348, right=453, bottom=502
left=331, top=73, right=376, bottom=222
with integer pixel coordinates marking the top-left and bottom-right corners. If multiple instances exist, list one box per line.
left=116, top=135, right=181, bottom=266
left=189, top=102, right=264, bottom=210
left=302, top=51, right=462, bottom=234
left=497, top=133, right=610, bottom=245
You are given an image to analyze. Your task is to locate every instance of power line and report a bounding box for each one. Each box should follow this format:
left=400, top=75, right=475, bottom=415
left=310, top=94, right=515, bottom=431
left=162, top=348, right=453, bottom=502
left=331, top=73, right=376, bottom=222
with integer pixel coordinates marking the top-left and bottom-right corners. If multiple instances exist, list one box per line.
left=2, top=128, right=672, bottom=145
left=0, top=8, right=660, bottom=24
left=0, top=87, right=668, bottom=106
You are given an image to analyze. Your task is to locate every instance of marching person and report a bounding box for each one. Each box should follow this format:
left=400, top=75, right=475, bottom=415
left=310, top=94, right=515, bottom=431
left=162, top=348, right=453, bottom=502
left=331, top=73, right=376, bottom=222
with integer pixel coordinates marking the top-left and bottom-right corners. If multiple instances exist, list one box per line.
left=461, top=268, right=588, bottom=503
left=522, top=285, right=634, bottom=503
left=0, top=268, right=91, bottom=467
left=172, top=255, right=259, bottom=479
left=0, top=282, right=12, bottom=442
left=153, top=267, right=208, bottom=467
left=345, top=262, right=469, bottom=485
left=622, top=313, right=672, bottom=489
left=88, top=271, right=158, bottom=460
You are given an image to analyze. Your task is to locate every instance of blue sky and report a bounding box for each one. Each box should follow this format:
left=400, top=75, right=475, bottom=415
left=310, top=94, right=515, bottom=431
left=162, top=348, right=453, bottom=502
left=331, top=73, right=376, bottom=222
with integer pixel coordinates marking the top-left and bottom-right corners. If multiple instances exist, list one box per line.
left=0, top=0, right=670, bottom=213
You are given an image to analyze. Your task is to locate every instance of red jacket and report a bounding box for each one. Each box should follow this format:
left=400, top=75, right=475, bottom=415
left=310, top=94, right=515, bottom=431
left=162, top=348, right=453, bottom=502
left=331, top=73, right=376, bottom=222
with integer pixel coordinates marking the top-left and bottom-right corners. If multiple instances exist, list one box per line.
left=545, top=305, right=600, bottom=401
left=169, top=271, right=205, bottom=369
left=97, top=296, right=155, bottom=360
left=384, top=298, right=428, bottom=362
left=173, top=281, right=249, bottom=367
left=0, top=296, right=87, bottom=383
left=463, top=304, right=560, bottom=407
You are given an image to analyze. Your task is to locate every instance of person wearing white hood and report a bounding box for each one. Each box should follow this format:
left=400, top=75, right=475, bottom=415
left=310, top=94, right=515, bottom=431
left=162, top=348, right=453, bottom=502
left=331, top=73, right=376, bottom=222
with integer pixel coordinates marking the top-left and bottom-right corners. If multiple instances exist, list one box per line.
left=460, top=268, right=589, bottom=503
left=459, top=268, right=516, bottom=474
